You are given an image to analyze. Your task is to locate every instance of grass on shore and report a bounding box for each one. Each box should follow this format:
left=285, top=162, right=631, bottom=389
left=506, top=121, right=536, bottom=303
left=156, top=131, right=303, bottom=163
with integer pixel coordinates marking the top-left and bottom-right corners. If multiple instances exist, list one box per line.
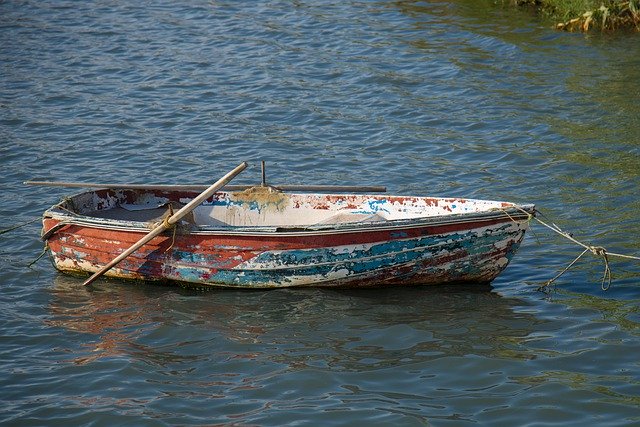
left=514, top=0, right=640, bottom=31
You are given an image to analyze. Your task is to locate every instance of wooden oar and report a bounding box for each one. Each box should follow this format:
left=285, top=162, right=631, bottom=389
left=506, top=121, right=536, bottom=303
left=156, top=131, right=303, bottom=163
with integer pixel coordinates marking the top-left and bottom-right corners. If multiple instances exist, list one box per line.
left=82, top=161, right=248, bottom=287
left=24, top=181, right=386, bottom=193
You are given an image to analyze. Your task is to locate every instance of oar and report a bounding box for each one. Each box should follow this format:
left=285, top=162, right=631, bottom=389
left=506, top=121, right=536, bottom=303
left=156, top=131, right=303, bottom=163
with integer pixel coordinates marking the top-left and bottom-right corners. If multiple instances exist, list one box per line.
left=82, top=161, right=248, bottom=287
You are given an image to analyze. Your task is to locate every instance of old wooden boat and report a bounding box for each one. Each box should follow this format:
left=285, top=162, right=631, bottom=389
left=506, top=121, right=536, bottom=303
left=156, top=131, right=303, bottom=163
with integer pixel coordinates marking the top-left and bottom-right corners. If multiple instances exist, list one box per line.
left=40, top=186, right=534, bottom=288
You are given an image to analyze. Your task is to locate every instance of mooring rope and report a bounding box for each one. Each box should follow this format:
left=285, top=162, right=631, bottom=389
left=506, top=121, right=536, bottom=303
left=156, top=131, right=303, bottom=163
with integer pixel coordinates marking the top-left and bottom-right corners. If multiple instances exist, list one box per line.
left=507, top=207, right=639, bottom=290
left=28, top=243, right=49, bottom=268
left=0, top=218, right=39, bottom=235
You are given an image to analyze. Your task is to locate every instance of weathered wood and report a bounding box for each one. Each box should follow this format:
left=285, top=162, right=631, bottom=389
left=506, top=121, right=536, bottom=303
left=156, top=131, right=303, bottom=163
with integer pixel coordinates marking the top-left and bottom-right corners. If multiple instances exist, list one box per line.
left=41, top=188, right=535, bottom=288
left=81, top=162, right=248, bottom=287
left=24, top=180, right=387, bottom=193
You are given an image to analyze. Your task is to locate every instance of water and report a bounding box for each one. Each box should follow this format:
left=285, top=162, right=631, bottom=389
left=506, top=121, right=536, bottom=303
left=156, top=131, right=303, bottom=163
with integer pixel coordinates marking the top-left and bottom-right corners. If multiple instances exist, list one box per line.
left=1, top=0, right=639, bottom=425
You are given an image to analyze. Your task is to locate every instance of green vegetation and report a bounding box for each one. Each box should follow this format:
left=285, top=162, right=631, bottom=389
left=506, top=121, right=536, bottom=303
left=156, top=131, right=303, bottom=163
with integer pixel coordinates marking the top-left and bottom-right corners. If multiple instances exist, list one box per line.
left=514, top=0, right=640, bottom=31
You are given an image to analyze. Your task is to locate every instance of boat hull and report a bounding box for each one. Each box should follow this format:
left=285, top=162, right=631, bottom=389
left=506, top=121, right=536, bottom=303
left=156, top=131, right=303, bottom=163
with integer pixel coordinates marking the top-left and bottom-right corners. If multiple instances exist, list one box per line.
left=43, top=211, right=530, bottom=288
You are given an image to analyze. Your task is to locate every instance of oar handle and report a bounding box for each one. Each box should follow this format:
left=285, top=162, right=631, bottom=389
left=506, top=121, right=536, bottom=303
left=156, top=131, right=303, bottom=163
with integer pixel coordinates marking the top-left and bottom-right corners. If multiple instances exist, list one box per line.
left=82, top=162, right=248, bottom=287
left=165, top=162, right=249, bottom=226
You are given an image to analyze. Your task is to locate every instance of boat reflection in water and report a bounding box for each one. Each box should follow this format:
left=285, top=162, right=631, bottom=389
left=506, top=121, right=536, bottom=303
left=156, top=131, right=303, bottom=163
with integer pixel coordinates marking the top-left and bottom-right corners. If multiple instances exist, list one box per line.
left=46, top=274, right=540, bottom=369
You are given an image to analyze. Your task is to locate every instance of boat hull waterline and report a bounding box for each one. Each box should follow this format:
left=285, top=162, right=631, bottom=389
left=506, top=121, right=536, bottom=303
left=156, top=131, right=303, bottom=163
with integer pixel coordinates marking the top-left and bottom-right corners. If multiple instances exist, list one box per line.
left=41, top=188, right=534, bottom=288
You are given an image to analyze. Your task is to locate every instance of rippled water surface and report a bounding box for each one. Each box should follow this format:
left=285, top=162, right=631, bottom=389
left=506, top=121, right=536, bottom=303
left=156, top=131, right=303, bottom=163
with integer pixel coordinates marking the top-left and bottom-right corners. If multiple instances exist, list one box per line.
left=2, top=1, right=640, bottom=425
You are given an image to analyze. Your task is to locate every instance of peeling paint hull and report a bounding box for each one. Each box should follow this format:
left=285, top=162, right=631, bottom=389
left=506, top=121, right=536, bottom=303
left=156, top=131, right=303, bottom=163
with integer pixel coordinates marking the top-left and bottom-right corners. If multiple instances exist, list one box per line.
left=41, top=188, right=534, bottom=288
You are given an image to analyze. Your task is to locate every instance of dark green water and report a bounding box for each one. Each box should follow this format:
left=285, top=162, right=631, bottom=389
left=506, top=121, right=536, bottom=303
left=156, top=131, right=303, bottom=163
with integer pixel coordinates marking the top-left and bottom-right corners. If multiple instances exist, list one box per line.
left=1, top=1, right=639, bottom=425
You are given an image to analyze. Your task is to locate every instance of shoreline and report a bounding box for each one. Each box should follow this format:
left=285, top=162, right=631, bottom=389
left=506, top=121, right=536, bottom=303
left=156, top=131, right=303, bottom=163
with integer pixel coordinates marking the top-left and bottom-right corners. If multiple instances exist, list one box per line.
left=513, top=0, right=640, bottom=31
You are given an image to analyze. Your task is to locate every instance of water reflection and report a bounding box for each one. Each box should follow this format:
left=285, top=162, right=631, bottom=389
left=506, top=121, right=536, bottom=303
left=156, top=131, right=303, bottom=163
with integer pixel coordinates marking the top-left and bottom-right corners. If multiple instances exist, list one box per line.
left=46, top=276, right=165, bottom=365
left=555, top=289, right=640, bottom=335
left=47, top=275, right=542, bottom=370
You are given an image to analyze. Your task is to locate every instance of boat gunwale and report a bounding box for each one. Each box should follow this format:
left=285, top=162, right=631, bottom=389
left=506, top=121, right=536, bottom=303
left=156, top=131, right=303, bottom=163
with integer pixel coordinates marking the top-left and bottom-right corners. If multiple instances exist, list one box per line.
left=43, top=203, right=535, bottom=237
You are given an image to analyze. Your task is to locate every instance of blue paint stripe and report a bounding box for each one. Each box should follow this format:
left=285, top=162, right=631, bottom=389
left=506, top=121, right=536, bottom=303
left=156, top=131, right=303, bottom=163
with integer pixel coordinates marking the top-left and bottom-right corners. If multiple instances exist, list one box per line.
left=249, top=223, right=520, bottom=269
left=164, top=224, right=525, bottom=286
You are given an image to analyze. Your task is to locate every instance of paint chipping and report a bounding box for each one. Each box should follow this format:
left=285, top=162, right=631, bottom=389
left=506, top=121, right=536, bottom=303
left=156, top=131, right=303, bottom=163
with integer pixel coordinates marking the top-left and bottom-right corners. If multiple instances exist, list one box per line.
left=41, top=188, right=534, bottom=288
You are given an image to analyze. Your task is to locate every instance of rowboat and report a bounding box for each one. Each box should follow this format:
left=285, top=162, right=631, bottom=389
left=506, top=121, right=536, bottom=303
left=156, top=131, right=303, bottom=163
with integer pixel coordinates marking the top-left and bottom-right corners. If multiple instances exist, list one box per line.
left=40, top=184, right=534, bottom=288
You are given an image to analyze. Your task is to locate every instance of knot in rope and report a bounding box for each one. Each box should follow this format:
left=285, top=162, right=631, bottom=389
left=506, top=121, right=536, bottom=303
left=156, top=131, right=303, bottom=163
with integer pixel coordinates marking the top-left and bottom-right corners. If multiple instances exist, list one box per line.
left=589, top=246, right=611, bottom=290
left=162, top=215, right=174, bottom=230
left=162, top=204, right=177, bottom=253
left=528, top=210, right=634, bottom=291
left=161, top=202, right=176, bottom=230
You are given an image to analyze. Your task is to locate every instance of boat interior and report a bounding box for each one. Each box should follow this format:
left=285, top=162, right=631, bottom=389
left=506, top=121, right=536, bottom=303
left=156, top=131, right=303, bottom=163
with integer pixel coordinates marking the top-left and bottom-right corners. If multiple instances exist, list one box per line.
left=54, top=187, right=517, bottom=228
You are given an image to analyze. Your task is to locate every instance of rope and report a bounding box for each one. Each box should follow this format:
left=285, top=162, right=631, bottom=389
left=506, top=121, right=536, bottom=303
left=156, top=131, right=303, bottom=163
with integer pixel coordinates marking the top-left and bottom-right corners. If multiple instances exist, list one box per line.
left=508, top=207, right=639, bottom=291
left=540, top=247, right=590, bottom=290
left=165, top=225, right=177, bottom=253
left=0, top=218, right=39, bottom=235
left=162, top=215, right=173, bottom=229
left=162, top=203, right=176, bottom=253
left=28, top=243, right=49, bottom=268
left=533, top=213, right=640, bottom=261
